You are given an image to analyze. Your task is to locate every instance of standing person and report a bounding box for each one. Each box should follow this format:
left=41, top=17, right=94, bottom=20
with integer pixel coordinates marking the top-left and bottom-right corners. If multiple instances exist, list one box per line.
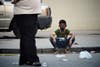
left=50, top=19, right=75, bottom=52
left=12, top=0, right=41, bottom=66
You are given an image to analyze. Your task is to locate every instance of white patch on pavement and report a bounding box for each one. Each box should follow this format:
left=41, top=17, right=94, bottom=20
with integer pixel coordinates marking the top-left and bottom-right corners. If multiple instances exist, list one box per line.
left=79, top=50, right=92, bottom=59
left=55, top=54, right=66, bottom=58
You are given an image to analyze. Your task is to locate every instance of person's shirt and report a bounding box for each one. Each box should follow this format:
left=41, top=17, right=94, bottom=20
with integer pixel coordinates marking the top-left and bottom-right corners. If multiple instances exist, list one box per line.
left=14, top=0, right=41, bottom=15
left=55, top=29, right=70, bottom=38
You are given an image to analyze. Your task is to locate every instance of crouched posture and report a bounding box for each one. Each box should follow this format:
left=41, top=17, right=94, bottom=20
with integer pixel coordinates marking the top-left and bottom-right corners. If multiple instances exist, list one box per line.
left=50, top=19, right=75, bottom=50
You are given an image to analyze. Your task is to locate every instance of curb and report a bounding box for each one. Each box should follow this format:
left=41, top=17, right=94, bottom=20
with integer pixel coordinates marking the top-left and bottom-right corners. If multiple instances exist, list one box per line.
left=0, top=47, right=100, bottom=54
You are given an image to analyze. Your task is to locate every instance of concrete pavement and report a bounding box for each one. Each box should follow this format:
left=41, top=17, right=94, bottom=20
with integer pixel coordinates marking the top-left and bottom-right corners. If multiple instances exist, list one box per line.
left=0, top=53, right=100, bottom=67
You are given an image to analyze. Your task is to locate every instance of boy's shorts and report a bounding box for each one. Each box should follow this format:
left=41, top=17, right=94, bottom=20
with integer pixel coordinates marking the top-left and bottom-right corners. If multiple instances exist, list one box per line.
left=56, top=37, right=69, bottom=48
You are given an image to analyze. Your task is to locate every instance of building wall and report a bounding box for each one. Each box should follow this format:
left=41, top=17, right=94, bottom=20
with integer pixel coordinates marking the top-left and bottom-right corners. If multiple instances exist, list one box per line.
left=43, top=0, right=100, bottom=31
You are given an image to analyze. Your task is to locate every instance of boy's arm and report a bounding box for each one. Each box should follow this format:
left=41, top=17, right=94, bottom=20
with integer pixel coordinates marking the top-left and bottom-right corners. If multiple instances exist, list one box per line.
left=51, top=32, right=57, bottom=43
left=68, top=32, right=75, bottom=46
left=69, top=32, right=75, bottom=40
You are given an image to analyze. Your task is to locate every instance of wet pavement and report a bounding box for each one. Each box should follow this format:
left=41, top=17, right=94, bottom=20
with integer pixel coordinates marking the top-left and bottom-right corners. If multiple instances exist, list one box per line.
left=0, top=53, right=100, bottom=67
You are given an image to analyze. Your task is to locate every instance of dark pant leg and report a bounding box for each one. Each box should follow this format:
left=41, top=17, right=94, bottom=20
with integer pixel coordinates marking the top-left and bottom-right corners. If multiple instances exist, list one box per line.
left=9, top=17, right=15, bottom=31
left=49, top=37, right=56, bottom=48
left=66, top=37, right=75, bottom=48
left=15, top=14, right=40, bottom=65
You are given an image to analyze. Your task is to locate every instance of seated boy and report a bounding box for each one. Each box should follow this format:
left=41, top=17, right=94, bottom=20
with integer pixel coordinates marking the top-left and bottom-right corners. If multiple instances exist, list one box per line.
left=50, top=19, right=75, bottom=53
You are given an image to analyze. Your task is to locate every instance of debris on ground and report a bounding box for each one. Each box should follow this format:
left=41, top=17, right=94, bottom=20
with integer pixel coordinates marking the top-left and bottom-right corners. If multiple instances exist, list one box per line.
left=79, top=50, right=92, bottom=59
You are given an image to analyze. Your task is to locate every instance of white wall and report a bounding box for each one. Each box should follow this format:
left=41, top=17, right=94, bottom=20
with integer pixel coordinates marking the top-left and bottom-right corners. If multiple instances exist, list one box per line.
left=43, top=0, right=100, bottom=31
